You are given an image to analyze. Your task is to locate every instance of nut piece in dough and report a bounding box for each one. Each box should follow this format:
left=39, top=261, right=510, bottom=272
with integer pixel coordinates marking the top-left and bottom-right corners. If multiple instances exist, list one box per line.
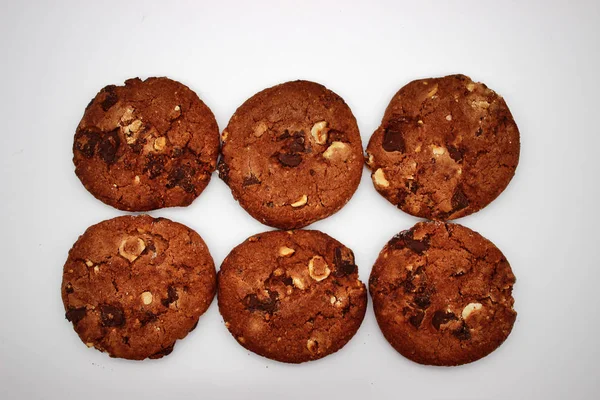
left=308, top=255, right=331, bottom=281
left=278, top=246, right=295, bottom=257
left=153, top=137, right=167, bottom=151
left=254, top=121, right=268, bottom=137
left=323, top=141, right=351, bottom=161
left=141, top=291, right=153, bottom=305
left=373, top=168, right=390, bottom=188
left=291, top=195, right=308, bottom=208
left=311, top=121, right=329, bottom=145
left=118, top=237, right=146, bottom=262
left=307, top=339, right=318, bottom=354
left=462, top=303, right=483, bottom=319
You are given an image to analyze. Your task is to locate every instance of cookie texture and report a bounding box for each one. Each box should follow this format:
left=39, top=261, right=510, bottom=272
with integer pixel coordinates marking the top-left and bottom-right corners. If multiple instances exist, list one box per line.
left=73, top=77, right=219, bottom=211
left=369, top=221, right=516, bottom=366
left=61, top=215, right=216, bottom=360
left=218, top=230, right=367, bottom=363
left=366, top=74, right=520, bottom=220
left=219, top=80, right=363, bottom=229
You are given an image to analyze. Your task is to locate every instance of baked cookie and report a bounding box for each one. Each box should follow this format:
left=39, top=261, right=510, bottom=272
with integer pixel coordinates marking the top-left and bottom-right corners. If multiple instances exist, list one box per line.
left=369, top=221, right=516, bottom=366
left=73, top=77, right=219, bottom=211
left=366, top=74, right=520, bottom=220
left=61, top=215, right=216, bottom=360
left=218, top=80, right=363, bottom=229
left=218, top=230, right=367, bottom=363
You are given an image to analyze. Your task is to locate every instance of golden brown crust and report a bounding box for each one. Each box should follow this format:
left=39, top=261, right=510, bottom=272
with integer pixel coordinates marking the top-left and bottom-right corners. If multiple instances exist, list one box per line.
left=219, top=80, right=363, bottom=229
left=73, top=77, right=219, bottom=211
left=366, top=74, right=520, bottom=220
left=218, top=230, right=367, bottom=363
left=369, top=221, right=516, bottom=366
left=61, top=215, right=216, bottom=360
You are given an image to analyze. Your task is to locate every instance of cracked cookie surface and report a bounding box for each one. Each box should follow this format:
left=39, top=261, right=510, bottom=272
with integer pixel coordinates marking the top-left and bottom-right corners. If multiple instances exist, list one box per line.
left=219, top=80, right=363, bottom=229
left=369, top=221, right=516, bottom=366
left=73, top=77, right=219, bottom=211
left=366, top=74, right=520, bottom=220
left=218, top=230, right=367, bottom=363
left=61, top=215, right=216, bottom=360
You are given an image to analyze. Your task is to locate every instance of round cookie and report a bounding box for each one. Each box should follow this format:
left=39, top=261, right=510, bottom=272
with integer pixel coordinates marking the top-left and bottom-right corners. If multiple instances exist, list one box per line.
left=73, top=77, right=220, bottom=211
left=366, top=74, right=520, bottom=220
left=218, top=230, right=367, bottom=363
left=369, top=221, right=516, bottom=366
left=218, top=80, right=363, bottom=229
left=61, top=215, right=216, bottom=360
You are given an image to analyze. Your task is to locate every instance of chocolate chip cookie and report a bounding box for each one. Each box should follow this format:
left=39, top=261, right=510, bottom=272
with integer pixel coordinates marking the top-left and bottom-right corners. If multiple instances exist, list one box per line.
left=218, top=80, right=363, bottom=229
left=73, top=77, right=220, bottom=211
left=366, top=74, right=520, bottom=220
left=369, top=221, right=516, bottom=366
left=61, top=215, right=216, bottom=360
left=218, top=230, right=367, bottom=363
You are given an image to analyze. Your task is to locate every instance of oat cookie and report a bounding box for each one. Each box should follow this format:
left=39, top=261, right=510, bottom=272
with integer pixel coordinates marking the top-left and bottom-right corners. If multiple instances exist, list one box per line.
left=219, top=80, right=363, bottom=229
left=366, top=74, right=520, bottom=220
left=369, top=221, right=516, bottom=366
left=61, top=215, right=216, bottom=360
left=73, top=77, right=219, bottom=211
left=218, top=230, right=367, bottom=363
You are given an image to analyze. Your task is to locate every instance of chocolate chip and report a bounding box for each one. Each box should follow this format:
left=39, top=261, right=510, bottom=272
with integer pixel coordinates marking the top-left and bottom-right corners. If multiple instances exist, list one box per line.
left=332, top=247, right=357, bottom=277
left=277, top=130, right=291, bottom=141
left=100, top=85, right=118, bottom=111
left=243, top=291, right=279, bottom=314
left=414, top=293, right=431, bottom=309
left=406, top=180, right=419, bottom=194
left=389, top=230, right=430, bottom=255
left=451, top=186, right=469, bottom=211
left=166, top=165, right=196, bottom=193
left=161, top=286, right=179, bottom=307
left=74, top=129, right=101, bottom=158
left=65, top=284, right=74, bottom=294
left=453, top=323, right=472, bottom=340
left=217, top=159, right=230, bottom=184
left=139, top=311, right=157, bottom=326
left=65, top=307, right=86, bottom=324
left=242, top=174, right=261, bottom=187
left=447, top=145, right=464, bottom=162
left=100, top=304, right=125, bottom=327
left=408, top=311, right=425, bottom=328
left=149, top=344, right=175, bottom=359
left=432, top=310, right=457, bottom=330
left=98, top=129, right=120, bottom=165
left=277, top=152, right=302, bottom=167
left=382, top=118, right=410, bottom=152
left=123, top=336, right=129, bottom=345
left=289, top=141, right=305, bottom=153
left=403, top=279, right=415, bottom=293
left=282, top=276, right=293, bottom=286
left=327, top=129, right=347, bottom=143
left=144, top=154, right=167, bottom=179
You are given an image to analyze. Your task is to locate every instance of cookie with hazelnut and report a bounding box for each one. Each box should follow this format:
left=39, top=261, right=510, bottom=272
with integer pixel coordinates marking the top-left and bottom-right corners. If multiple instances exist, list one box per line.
left=218, top=230, right=367, bottom=363
left=61, top=215, right=216, bottom=360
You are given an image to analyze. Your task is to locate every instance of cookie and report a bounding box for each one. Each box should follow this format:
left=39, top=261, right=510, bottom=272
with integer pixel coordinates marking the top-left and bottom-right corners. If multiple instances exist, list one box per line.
left=369, top=221, right=516, bottom=366
left=218, top=80, right=363, bottom=229
left=366, top=74, right=520, bottom=220
left=73, top=77, right=220, bottom=211
left=61, top=215, right=216, bottom=360
left=218, top=230, right=367, bottom=363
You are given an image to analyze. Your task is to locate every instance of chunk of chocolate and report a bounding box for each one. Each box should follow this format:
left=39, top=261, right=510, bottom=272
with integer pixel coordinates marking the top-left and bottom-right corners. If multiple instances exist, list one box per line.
left=389, top=230, right=430, bottom=255
left=431, top=310, right=458, bottom=330
left=100, top=304, right=125, bottom=327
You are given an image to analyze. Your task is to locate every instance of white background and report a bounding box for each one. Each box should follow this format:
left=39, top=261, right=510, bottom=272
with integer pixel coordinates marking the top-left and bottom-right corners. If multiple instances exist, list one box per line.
left=1, top=1, right=599, bottom=399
